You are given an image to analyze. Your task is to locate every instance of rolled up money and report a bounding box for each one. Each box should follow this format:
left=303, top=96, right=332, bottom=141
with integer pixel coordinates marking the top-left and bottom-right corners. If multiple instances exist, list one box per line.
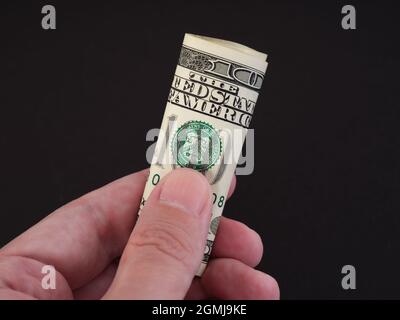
left=139, top=34, right=268, bottom=276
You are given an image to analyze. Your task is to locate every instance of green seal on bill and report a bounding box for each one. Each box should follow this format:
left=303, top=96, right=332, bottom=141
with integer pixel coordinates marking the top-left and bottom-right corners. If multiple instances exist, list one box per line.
left=171, top=120, right=222, bottom=171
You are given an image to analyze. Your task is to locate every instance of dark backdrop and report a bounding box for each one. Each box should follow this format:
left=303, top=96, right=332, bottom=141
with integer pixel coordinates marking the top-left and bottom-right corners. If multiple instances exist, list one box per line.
left=1, top=0, right=399, bottom=299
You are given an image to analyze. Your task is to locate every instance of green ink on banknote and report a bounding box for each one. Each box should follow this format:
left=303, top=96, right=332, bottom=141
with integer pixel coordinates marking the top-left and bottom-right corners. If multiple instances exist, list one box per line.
left=171, top=120, right=222, bottom=171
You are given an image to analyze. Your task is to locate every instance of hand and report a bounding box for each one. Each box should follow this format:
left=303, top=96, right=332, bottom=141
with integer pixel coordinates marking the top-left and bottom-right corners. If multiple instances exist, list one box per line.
left=0, top=168, right=279, bottom=299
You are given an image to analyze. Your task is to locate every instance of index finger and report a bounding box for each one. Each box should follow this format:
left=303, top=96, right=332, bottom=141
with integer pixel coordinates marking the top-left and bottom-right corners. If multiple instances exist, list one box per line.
left=0, top=169, right=148, bottom=289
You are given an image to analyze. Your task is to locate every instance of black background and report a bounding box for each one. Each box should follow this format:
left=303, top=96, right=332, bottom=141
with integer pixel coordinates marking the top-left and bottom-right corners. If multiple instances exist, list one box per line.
left=1, top=0, right=399, bottom=299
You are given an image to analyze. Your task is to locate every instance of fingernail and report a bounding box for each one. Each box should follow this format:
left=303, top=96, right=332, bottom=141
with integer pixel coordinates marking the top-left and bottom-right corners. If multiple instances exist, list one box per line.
left=159, top=169, right=210, bottom=216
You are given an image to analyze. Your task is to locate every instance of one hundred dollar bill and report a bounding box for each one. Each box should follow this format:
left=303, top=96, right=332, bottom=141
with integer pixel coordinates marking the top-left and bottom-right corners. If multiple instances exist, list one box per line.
left=139, top=34, right=268, bottom=276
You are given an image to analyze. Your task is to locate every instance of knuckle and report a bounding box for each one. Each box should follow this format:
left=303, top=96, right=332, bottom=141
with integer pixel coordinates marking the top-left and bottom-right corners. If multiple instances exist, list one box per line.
left=130, top=221, right=195, bottom=267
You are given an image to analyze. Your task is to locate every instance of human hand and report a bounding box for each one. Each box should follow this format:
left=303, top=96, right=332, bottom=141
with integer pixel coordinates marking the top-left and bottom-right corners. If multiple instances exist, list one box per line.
left=0, top=168, right=279, bottom=299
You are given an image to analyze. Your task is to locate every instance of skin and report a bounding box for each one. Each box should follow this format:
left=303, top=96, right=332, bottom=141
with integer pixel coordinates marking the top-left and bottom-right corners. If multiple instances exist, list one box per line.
left=0, top=168, right=279, bottom=300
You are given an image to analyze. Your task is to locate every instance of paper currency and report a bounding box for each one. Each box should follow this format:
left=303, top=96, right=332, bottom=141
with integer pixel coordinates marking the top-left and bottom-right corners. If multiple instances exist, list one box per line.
left=139, top=34, right=268, bottom=276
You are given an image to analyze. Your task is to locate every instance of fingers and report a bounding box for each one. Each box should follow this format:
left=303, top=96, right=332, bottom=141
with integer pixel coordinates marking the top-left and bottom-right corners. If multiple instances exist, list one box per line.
left=104, top=168, right=212, bottom=300
left=73, top=260, right=119, bottom=300
left=186, top=217, right=264, bottom=300
left=72, top=175, right=243, bottom=300
left=184, top=278, right=207, bottom=300
left=0, top=169, right=148, bottom=290
left=0, top=255, right=72, bottom=300
left=202, top=258, right=280, bottom=300
left=212, top=217, right=263, bottom=267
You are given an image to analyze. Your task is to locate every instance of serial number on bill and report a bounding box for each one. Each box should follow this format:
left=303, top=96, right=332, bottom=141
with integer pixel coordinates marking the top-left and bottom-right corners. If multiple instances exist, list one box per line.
left=152, top=304, right=247, bottom=317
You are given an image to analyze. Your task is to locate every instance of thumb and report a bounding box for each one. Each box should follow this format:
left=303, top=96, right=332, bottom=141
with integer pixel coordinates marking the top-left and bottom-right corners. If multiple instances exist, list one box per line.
left=104, top=168, right=212, bottom=299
